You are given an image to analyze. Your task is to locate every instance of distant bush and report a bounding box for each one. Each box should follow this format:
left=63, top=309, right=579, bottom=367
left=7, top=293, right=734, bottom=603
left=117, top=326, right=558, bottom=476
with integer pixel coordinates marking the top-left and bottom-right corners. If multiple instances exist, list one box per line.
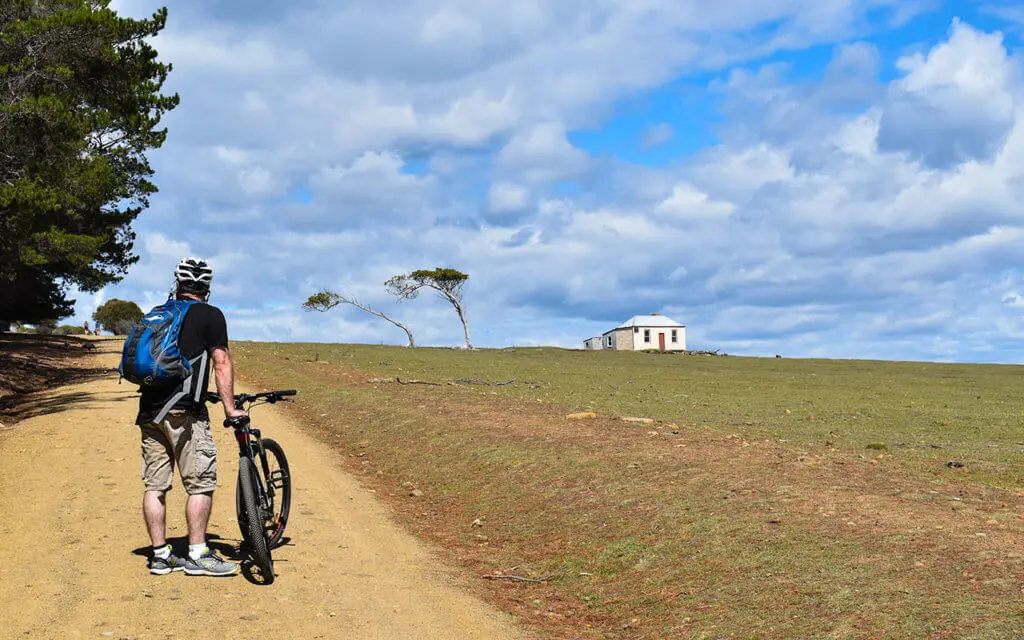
left=32, top=319, right=59, bottom=335
left=93, top=299, right=143, bottom=335
left=55, top=325, right=86, bottom=336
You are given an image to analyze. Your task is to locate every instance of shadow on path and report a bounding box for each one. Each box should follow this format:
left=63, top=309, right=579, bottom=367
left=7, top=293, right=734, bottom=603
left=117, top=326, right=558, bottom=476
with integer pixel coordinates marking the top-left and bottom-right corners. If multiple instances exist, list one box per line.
left=3, top=386, right=134, bottom=421
left=130, top=534, right=294, bottom=586
left=0, top=334, right=118, bottom=423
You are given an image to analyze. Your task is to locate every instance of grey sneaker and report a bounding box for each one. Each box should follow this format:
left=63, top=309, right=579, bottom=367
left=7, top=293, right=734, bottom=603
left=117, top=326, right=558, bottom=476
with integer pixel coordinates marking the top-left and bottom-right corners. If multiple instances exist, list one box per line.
left=149, top=552, right=187, bottom=575
left=183, top=548, right=239, bottom=577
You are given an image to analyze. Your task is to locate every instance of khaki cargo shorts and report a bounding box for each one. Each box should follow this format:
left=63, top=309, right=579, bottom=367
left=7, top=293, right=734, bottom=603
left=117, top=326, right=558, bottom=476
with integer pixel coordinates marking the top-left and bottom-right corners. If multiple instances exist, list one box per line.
left=140, top=411, right=218, bottom=495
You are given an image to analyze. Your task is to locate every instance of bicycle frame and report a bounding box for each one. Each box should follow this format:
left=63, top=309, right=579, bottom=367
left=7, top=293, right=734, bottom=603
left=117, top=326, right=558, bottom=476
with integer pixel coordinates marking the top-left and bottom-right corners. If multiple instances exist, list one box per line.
left=208, top=389, right=294, bottom=547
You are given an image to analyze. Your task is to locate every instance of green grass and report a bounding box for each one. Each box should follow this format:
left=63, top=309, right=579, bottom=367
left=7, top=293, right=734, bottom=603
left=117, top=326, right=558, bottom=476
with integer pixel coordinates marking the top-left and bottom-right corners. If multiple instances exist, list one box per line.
left=233, top=342, right=1024, bottom=639
left=243, top=343, right=1024, bottom=486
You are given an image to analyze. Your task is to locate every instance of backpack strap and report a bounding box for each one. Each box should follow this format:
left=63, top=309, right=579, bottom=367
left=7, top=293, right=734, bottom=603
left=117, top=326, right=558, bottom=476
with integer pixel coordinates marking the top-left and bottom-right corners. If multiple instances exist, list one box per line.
left=151, top=351, right=209, bottom=423
left=190, top=350, right=210, bottom=404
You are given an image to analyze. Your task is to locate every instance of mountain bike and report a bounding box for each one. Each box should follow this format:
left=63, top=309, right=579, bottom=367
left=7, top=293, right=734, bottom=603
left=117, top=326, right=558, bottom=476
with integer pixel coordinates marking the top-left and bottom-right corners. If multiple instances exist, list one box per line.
left=207, top=389, right=295, bottom=584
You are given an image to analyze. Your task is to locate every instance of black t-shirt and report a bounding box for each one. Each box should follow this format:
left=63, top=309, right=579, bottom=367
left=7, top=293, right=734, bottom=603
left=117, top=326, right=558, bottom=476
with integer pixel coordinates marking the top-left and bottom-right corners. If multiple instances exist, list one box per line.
left=135, top=301, right=229, bottom=425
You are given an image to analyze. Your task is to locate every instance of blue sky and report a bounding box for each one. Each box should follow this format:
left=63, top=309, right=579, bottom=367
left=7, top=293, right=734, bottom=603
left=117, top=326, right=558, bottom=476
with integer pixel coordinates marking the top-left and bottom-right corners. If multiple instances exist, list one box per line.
left=74, top=0, right=1024, bottom=362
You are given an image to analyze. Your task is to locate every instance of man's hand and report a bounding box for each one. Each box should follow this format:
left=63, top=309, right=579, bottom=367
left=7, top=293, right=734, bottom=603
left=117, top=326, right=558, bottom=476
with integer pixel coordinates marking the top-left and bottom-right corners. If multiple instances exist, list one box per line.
left=225, top=406, right=247, bottom=419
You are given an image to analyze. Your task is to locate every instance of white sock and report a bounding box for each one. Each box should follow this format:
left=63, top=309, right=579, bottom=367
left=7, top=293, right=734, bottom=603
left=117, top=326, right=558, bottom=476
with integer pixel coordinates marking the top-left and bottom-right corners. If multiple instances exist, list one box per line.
left=153, top=544, right=171, bottom=560
left=188, top=543, right=208, bottom=560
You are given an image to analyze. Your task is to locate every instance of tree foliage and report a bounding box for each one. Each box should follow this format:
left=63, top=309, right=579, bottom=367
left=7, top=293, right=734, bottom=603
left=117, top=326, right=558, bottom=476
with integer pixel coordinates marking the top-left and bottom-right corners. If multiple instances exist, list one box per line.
left=303, top=291, right=416, bottom=348
left=385, top=268, right=472, bottom=349
left=0, top=0, right=179, bottom=326
left=92, top=297, right=142, bottom=334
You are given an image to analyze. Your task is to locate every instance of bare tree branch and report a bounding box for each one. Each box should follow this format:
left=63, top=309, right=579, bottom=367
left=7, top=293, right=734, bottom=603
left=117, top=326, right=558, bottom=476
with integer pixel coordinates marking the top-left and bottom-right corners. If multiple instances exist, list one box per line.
left=303, top=290, right=415, bottom=347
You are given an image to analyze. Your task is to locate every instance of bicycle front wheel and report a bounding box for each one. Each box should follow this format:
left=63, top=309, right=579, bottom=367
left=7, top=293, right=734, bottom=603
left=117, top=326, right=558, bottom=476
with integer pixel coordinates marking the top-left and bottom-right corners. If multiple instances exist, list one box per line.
left=261, top=438, right=291, bottom=549
left=238, top=457, right=274, bottom=583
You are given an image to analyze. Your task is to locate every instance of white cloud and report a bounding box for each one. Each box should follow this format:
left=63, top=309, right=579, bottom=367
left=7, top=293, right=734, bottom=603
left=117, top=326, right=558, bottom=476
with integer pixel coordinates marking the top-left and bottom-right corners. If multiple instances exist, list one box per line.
left=79, top=5, right=1024, bottom=361
left=144, top=233, right=192, bottom=261
left=309, top=151, right=436, bottom=215
left=487, top=182, right=530, bottom=214
left=655, top=183, right=736, bottom=220
left=420, top=6, right=482, bottom=45
left=213, top=145, right=249, bottom=165
left=877, top=19, right=1019, bottom=168
left=496, top=122, right=590, bottom=182
left=237, top=166, right=289, bottom=198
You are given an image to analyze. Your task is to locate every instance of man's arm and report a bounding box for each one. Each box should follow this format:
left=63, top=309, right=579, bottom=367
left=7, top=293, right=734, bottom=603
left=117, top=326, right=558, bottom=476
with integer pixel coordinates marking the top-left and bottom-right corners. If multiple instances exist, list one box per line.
left=211, top=346, right=245, bottom=418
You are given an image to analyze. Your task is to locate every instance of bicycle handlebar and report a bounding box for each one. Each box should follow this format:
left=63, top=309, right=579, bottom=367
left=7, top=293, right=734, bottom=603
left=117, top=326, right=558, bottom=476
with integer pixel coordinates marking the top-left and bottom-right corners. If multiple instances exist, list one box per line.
left=204, top=389, right=298, bottom=411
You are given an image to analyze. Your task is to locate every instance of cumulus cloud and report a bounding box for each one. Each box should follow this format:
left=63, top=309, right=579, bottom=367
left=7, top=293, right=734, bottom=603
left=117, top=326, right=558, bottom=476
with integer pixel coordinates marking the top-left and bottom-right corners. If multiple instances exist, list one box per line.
left=487, top=182, right=530, bottom=215
left=655, top=183, right=736, bottom=221
left=71, top=3, right=1024, bottom=362
left=308, top=151, right=436, bottom=221
left=877, top=20, right=1019, bottom=168
left=496, top=122, right=590, bottom=182
left=237, top=166, right=289, bottom=198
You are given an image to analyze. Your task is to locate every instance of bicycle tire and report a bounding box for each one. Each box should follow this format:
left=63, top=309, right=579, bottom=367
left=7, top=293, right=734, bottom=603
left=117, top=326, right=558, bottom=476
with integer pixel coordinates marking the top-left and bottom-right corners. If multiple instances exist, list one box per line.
left=261, top=438, right=291, bottom=549
left=235, top=449, right=252, bottom=541
left=238, top=457, right=274, bottom=583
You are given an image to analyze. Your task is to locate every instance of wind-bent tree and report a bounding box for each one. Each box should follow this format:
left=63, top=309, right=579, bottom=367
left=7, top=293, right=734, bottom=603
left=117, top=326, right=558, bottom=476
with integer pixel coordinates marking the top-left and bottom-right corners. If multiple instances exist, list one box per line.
left=303, top=291, right=416, bottom=348
left=385, top=268, right=472, bottom=349
left=0, top=1, right=179, bottom=330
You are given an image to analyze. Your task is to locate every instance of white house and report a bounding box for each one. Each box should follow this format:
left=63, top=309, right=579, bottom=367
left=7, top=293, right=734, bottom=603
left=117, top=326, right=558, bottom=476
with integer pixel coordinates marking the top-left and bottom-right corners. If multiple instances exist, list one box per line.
left=586, top=314, right=686, bottom=351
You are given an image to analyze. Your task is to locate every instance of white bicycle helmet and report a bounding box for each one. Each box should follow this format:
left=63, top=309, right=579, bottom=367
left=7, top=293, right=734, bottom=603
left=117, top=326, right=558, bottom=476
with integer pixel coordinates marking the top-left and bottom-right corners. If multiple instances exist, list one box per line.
left=174, top=257, right=213, bottom=297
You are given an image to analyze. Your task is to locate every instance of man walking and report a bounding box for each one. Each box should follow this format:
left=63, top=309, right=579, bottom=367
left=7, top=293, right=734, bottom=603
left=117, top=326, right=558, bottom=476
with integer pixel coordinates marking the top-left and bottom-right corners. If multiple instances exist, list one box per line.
left=136, top=257, right=246, bottom=576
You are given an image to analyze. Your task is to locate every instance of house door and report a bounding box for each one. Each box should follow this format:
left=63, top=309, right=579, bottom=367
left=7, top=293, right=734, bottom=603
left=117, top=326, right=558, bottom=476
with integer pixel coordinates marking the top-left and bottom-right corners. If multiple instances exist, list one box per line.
left=658, top=333, right=666, bottom=350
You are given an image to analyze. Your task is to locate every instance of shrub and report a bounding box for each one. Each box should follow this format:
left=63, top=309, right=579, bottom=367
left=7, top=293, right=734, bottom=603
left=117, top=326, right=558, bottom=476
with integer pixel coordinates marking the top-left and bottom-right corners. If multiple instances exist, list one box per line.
left=93, top=299, right=143, bottom=334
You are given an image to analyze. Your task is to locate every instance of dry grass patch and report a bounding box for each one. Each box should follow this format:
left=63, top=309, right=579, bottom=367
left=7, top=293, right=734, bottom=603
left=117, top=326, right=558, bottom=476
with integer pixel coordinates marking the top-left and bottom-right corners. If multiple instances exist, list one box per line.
left=235, top=343, right=1024, bottom=639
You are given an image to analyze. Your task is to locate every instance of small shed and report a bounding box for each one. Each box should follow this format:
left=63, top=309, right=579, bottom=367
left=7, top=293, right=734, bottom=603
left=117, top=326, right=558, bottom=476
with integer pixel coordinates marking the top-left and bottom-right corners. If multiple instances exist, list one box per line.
left=583, top=337, right=603, bottom=350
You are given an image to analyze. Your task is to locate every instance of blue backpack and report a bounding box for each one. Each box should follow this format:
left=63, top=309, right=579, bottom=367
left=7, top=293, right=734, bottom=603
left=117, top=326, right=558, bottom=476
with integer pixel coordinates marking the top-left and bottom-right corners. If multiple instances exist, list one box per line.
left=119, top=299, right=200, bottom=387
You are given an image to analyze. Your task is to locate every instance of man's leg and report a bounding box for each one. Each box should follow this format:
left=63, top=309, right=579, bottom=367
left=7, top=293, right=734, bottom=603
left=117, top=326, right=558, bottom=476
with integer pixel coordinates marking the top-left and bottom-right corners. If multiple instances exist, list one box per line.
left=177, top=415, right=237, bottom=576
left=140, top=423, right=185, bottom=574
left=186, top=492, right=213, bottom=545
left=143, top=490, right=167, bottom=547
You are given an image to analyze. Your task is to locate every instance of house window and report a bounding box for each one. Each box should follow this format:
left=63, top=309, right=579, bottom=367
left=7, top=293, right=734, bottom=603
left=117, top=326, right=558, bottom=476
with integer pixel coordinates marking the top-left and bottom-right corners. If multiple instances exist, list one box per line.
left=644, top=329, right=650, bottom=343
left=605, top=336, right=612, bottom=347
left=671, top=330, right=678, bottom=343
left=634, top=326, right=639, bottom=333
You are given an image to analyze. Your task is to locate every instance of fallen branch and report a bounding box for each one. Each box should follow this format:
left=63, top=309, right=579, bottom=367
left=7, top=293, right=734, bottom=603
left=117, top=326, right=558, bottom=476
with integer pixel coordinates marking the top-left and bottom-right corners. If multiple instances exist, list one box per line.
left=455, top=378, right=516, bottom=386
left=396, top=377, right=442, bottom=386
left=481, top=573, right=556, bottom=583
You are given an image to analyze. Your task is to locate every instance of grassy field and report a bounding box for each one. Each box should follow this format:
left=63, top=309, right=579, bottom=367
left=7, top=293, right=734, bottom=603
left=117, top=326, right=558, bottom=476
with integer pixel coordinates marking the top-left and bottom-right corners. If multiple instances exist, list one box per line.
left=233, top=342, right=1024, bottom=639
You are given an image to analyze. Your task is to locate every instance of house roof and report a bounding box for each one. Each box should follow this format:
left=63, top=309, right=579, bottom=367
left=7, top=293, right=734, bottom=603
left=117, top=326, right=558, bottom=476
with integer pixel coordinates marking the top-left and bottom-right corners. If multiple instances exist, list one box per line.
left=614, top=314, right=685, bottom=329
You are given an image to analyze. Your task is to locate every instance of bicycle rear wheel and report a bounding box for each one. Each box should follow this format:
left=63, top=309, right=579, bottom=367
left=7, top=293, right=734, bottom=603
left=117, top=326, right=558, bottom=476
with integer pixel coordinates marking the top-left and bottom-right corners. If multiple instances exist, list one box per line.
left=261, top=438, right=291, bottom=549
left=238, top=457, right=274, bottom=583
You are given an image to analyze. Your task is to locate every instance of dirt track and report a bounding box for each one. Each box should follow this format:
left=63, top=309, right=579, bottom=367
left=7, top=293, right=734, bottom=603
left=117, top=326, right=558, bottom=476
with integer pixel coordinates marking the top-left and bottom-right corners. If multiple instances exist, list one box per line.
left=0, top=344, right=533, bottom=640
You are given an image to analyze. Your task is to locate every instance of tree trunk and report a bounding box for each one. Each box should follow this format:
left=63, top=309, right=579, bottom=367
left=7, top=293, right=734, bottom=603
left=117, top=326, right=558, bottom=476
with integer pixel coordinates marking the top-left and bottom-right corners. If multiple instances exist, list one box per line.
left=346, top=297, right=416, bottom=347
left=389, top=318, right=416, bottom=348
left=453, top=300, right=472, bottom=349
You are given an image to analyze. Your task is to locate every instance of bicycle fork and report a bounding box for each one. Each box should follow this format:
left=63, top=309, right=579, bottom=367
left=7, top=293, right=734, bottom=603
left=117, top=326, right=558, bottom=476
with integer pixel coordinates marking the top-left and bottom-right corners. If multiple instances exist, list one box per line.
left=236, top=428, right=283, bottom=529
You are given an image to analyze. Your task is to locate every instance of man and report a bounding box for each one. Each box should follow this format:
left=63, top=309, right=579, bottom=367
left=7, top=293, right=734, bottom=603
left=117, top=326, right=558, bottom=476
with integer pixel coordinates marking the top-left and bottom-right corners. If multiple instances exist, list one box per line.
left=136, top=257, right=246, bottom=576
